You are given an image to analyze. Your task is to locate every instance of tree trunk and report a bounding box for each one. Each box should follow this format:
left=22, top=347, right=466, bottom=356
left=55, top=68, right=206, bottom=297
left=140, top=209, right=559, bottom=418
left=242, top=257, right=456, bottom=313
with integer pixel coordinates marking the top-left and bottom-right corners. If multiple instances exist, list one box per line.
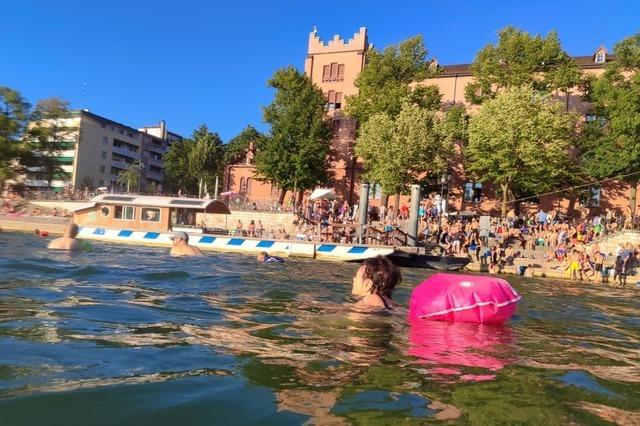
left=296, top=190, right=303, bottom=211
left=394, top=193, right=400, bottom=218
left=278, top=188, right=286, bottom=206
left=381, top=191, right=389, bottom=208
left=630, top=177, right=638, bottom=216
left=501, top=183, right=509, bottom=218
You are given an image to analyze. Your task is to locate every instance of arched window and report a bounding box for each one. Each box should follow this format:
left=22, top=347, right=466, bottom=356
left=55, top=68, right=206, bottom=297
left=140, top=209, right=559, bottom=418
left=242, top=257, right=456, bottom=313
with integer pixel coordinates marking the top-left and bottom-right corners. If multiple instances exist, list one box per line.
left=239, top=177, right=246, bottom=194
left=246, top=178, right=252, bottom=196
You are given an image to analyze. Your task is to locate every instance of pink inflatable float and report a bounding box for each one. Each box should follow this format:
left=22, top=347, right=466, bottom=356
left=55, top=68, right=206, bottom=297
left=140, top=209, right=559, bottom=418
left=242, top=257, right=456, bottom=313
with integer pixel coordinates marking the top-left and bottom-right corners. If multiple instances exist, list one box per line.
left=409, top=273, right=521, bottom=324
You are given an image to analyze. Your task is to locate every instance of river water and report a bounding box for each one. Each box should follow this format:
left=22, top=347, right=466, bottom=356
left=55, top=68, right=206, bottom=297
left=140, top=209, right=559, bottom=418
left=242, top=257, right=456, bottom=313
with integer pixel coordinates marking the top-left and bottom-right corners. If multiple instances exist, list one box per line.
left=0, top=232, right=638, bottom=425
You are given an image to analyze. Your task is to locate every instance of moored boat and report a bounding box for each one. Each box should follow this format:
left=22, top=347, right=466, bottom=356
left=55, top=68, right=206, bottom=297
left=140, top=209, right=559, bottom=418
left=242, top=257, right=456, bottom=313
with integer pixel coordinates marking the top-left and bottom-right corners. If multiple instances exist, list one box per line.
left=72, top=194, right=394, bottom=261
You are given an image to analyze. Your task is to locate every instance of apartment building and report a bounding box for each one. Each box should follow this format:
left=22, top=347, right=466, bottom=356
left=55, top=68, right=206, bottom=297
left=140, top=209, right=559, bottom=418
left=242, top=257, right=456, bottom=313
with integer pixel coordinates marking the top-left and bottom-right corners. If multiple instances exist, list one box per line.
left=23, top=110, right=182, bottom=193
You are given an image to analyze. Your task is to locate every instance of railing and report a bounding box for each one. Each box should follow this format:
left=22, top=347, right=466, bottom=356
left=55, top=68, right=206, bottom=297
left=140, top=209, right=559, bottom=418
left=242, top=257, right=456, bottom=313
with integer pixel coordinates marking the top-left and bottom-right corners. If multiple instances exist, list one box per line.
left=112, top=145, right=140, bottom=158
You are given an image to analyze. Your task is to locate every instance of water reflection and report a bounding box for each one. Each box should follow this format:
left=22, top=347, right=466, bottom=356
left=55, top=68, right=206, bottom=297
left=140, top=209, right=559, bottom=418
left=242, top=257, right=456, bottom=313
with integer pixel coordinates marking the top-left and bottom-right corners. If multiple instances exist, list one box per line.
left=408, top=319, right=516, bottom=381
left=0, top=233, right=640, bottom=424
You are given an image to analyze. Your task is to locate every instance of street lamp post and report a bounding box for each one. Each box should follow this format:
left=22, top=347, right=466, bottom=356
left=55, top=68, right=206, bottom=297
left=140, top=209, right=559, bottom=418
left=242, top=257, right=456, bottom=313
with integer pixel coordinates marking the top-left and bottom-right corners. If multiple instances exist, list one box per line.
left=137, top=162, right=145, bottom=194
left=437, top=171, right=451, bottom=244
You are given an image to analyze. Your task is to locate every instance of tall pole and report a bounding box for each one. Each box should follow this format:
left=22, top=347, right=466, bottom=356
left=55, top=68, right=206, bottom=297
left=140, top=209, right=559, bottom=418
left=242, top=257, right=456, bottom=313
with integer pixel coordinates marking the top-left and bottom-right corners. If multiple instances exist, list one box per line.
left=408, top=184, right=421, bottom=247
left=438, top=175, right=445, bottom=243
left=214, top=175, right=219, bottom=199
left=357, top=183, right=369, bottom=244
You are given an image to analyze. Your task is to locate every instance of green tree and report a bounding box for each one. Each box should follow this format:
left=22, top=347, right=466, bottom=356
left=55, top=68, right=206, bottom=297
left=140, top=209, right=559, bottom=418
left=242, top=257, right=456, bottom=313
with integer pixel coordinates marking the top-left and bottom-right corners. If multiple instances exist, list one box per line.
left=256, top=66, right=332, bottom=204
left=0, top=87, right=30, bottom=190
left=164, top=124, right=225, bottom=196
left=224, top=125, right=264, bottom=165
left=188, top=124, right=225, bottom=197
left=26, top=97, right=75, bottom=189
left=355, top=102, right=454, bottom=210
left=345, top=35, right=437, bottom=123
left=465, top=26, right=582, bottom=105
left=117, top=161, right=141, bottom=193
left=163, top=139, right=192, bottom=193
left=466, top=86, right=579, bottom=217
left=580, top=32, right=640, bottom=213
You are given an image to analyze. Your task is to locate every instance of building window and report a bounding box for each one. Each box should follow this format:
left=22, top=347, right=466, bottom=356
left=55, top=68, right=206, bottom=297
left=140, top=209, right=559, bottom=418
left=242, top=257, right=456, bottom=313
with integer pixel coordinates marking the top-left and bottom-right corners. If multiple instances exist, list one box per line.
left=326, top=91, right=343, bottom=110
left=127, top=132, right=134, bottom=137
left=580, top=185, right=601, bottom=207
left=99, top=165, right=105, bottom=173
left=322, top=63, right=345, bottom=82
left=103, top=136, right=109, bottom=145
left=101, top=206, right=110, bottom=217
left=595, top=53, right=606, bottom=64
left=101, top=151, right=107, bottom=159
left=141, top=207, right=160, bottom=222
left=114, top=205, right=135, bottom=220
left=463, top=182, right=482, bottom=203
left=239, top=177, right=246, bottom=194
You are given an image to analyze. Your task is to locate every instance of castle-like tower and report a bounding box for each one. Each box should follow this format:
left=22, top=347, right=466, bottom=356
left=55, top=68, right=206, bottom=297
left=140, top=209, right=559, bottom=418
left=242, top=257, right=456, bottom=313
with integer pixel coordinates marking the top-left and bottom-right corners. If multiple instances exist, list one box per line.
left=304, top=27, right=369, bottom=203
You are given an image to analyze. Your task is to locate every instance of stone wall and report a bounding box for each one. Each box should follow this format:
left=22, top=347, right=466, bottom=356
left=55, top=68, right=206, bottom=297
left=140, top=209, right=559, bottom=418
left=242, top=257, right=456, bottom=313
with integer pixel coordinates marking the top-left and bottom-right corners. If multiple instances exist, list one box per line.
left=198, top=210, right=297, bottom=233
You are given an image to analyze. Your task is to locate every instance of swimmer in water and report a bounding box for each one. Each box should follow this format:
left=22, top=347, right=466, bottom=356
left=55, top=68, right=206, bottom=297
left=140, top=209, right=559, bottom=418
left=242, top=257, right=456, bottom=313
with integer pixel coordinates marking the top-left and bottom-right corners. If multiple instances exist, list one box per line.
left=351, top=256, right=401, bottom=311
left=169, top=231, right=204, bottom=257
left=48, top=223, right=82, bottom=251
left=257, top=251, right=284, bottom=262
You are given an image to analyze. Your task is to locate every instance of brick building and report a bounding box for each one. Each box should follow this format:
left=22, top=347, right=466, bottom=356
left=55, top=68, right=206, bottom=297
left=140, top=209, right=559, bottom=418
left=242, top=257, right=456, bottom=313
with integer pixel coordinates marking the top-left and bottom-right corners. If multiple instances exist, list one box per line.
left=225, top=28, right=636, bottom=216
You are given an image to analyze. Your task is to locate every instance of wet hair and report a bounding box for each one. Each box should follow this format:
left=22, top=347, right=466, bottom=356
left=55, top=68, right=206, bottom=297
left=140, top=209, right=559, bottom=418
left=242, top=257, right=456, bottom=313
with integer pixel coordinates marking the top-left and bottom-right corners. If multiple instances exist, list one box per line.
left=360, top=256, right=402, bottom=298
left=67, top=223, right=79, bottom=238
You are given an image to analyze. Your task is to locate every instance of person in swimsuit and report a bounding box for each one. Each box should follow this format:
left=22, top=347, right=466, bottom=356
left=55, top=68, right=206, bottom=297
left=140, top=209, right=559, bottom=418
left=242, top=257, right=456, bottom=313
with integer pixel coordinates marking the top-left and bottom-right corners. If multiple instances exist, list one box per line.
left=566, top=250, right=582, bottom=281
left=351, top=256, right=401, bottom=311
left=257, top=251, right=284, bottom=263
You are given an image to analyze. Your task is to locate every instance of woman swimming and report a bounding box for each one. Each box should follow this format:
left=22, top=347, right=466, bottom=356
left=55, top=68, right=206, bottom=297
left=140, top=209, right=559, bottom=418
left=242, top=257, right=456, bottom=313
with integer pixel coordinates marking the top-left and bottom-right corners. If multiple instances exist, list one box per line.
left=351, top=256, right=401, bottom=311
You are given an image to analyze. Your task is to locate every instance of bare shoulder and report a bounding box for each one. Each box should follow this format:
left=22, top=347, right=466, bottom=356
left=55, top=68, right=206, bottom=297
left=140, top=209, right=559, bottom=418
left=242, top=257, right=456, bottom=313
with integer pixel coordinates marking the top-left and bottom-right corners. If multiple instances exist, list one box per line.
left=48, top=237, right=82, bottom=251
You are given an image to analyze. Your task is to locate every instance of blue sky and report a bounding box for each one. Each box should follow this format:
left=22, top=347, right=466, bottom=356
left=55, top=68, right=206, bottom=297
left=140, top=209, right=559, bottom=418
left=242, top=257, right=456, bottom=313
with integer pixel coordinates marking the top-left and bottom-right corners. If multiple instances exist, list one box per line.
left=1, top=0, right=638, bottom=141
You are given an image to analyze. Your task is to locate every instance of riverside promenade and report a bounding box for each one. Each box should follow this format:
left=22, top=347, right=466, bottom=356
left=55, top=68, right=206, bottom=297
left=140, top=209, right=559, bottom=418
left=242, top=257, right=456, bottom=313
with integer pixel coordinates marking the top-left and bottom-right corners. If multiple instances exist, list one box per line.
left=3, top=214, right=638, bottom=285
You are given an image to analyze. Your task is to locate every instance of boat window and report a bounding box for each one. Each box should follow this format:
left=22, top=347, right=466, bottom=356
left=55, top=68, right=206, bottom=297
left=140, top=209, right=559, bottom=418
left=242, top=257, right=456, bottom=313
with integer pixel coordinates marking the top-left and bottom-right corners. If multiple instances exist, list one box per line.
left=100, top=206, right=110, bottom=217
left=141, top=208, right=160, bottom=222
left=115, top=205, right=136, bottom=220
left=173, top=208, right=196, bottom=226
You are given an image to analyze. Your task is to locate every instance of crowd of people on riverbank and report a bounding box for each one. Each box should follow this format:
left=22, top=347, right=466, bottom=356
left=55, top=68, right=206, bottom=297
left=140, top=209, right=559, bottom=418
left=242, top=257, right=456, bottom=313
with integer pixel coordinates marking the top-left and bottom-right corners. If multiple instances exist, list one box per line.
left=426, top=207, right=639, bottom=285
left=1, top=193, right=71, bottom=218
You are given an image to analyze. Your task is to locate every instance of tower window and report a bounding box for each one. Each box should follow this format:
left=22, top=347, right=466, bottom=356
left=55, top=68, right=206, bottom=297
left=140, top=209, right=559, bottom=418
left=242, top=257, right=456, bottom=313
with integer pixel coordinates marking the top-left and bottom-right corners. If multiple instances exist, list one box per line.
left=322, top=63, right=345, bottom=82
left=595, top=53, right=605, bottom=64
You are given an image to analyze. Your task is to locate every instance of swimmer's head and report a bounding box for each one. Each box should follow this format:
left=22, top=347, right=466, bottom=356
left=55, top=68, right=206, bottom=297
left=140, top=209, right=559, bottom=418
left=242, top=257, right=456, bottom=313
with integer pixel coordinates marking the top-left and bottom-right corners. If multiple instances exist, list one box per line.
left=352, top=256, right=401, bottom=298
left=64, top=223, right=79, bottom=238
left=257, top=251, right=268, bottom=262
left=170, top=231, right=189, bottom=244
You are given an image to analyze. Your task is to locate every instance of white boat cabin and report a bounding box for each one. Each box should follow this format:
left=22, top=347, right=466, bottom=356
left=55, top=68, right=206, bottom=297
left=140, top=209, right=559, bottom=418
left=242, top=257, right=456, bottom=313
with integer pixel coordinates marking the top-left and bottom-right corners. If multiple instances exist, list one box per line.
left=73, top=195, right=231, bottom=232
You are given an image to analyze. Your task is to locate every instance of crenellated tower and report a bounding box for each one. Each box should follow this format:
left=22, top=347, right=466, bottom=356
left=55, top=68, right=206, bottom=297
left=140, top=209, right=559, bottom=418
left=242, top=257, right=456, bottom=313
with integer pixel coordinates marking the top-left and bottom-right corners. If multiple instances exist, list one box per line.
left=303, top=27, right=369, bottom=204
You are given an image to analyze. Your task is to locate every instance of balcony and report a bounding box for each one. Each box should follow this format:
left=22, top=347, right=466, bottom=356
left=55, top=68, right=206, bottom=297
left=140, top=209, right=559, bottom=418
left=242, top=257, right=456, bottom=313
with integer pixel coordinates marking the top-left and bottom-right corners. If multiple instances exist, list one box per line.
left=145, top=170, right=163, bottom=181
left=112, top=145, right=140, bottom=159
left=146, top=143, right=166, bottom=155
left=24, top=179, right=50, bottom=187
left=111, top=159, right=129, bottom=170
left=145, top=157, right=164, bottom=168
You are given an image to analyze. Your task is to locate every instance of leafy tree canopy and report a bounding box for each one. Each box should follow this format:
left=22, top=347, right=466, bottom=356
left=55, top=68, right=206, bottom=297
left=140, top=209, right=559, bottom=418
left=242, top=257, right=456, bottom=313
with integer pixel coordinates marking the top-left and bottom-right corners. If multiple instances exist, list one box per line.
left=26, top=97, right=74, bottom=186
left=255, top=66, right=332, bottom=202
left=345, top=35, right=440, bottom=123
left=581, top=32, right=640, bottom=180
left=224, top=125, right=264, bottom=165
left=466, top=86, right=579, bottom=216
left=0, top=87, right=31, bottom=188
left=465, top=26, right=582, bottom=104
left=355, top=102, right=455, bottom=197
left=164, top=124, right=225, bottom=195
